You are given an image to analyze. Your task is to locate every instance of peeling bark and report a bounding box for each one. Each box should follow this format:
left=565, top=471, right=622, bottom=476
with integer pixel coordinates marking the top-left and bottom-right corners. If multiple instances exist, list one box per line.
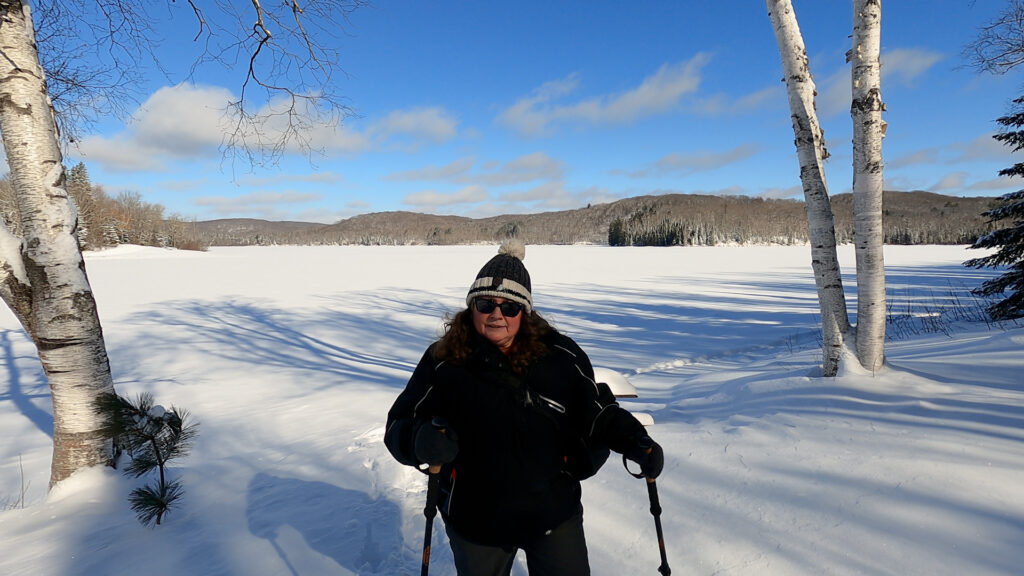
left=766, top=0, right=851, bottom=376
left=0, top=0, right=115, bottom=487
left=851, top=0, right=886, bottom=371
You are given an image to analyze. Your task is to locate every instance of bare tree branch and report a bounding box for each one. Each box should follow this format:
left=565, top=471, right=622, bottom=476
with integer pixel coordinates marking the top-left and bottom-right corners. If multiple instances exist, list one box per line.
left=963, top=0, right=1024, bottom=74
left=24, top=0, right=366, bottom=170
left=175, top=0, right=368, bottom=170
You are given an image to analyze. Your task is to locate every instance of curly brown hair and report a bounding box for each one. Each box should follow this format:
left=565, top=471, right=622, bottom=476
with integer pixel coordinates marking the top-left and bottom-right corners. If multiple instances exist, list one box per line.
left=433, top=306, right=555, bottom=373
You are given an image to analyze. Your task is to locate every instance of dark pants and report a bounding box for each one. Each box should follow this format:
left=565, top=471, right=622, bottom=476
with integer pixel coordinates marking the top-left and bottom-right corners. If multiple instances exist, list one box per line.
left=445, top=510, right=590, bottom=576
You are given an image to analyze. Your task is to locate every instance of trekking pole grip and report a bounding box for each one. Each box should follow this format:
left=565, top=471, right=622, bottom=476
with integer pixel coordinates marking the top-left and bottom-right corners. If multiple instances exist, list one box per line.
left=421, top=417, right=448, bottom=576
left=426, top=417, right=448, bottom=475
left=638, top=438, right=670, bottom=575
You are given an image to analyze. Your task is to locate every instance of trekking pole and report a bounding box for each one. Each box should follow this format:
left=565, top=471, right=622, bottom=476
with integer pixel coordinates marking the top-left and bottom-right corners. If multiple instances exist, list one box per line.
left=627, top=437, right=671, bottom=575
left=646, top=472, right=671, bottom=576
left=421, top=417, right=447, bottom=576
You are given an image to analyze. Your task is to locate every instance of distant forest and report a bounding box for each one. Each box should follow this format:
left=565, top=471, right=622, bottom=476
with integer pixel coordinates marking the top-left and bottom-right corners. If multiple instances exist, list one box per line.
left=193, top=191, right=1003, bottom=247
left=0, top=168, right=1005, bottom=249
left=1, top=164, right=204, bottom=251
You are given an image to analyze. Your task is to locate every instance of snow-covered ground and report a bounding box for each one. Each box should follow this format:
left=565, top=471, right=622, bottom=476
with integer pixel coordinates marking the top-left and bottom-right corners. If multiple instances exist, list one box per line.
left=0, top=244, right=1021, bottom=576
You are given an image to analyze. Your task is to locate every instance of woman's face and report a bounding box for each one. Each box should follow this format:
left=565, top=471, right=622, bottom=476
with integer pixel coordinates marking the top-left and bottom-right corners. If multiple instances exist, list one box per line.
left=471, top=297, right=522, bottom=352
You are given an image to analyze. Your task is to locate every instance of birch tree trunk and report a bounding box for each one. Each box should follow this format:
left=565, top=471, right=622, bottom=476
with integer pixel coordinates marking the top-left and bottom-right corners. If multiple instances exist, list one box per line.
left=765, top=0, right=851, bottom=376
left=0, top=0, right=115, bottom=488
left=851, top=0, right=886, bottom=371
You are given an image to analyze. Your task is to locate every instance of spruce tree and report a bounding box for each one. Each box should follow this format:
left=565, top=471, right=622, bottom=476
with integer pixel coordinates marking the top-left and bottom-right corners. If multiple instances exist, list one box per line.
left=965, top=96, right=1024, bottom=320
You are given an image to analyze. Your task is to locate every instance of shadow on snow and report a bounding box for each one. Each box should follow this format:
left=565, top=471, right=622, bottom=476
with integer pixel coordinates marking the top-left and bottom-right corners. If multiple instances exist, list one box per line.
left=0, top=329, right=52, bottom=437
left=246, top=473, right=416, bottom=575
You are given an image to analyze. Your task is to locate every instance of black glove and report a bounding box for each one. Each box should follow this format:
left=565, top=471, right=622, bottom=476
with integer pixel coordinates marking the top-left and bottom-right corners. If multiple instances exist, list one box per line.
left=413, top=419, right=459, bottom=466
left=624, top=435, right=664, bottom=479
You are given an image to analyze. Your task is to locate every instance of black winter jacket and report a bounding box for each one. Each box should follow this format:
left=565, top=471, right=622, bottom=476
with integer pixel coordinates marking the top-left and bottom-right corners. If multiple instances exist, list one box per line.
left=384, top=329, right=646, bottom=546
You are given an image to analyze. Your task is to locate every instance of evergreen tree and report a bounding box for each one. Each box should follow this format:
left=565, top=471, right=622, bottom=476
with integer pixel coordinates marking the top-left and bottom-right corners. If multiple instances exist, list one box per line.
left=966, top=96, right=1024, bottom=320
left=95, top=392, right=199, bottom=526
left=65, top=163, right=93, bottom=248
left=607, top=218, right=625, bottom=246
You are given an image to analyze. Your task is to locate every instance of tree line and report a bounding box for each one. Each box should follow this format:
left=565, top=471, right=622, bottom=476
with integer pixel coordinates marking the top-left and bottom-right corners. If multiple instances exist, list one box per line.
left=0, top=163, right=205, bottom=252
left=188, top=190, right=1002, bottom=248
left=1, top=170, right=1000, bottom=251
left=608, top=192, right=1000, bottom=247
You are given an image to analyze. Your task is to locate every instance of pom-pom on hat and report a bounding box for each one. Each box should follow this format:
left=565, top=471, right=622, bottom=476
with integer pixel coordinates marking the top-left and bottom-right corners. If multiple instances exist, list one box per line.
left=467, top=240, right=533, bottom=313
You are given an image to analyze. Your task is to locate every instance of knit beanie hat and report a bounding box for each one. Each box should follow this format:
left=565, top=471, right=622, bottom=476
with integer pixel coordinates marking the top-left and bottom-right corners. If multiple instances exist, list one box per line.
left=466, top=240, right=533, bottom=314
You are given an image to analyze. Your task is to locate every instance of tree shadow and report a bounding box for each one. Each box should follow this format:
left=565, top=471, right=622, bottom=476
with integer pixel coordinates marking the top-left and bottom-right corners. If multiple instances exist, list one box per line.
left=0, top=330, right=52, bottom=437
left=246, top=472, right=417, bottom=575
left=111, top=294, right=443, bottom=391
left=541, top=259, right=1007, bottom=372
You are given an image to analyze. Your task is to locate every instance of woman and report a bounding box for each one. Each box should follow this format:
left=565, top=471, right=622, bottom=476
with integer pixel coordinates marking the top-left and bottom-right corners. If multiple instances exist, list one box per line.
left=385, top=241, right=664, bottom=575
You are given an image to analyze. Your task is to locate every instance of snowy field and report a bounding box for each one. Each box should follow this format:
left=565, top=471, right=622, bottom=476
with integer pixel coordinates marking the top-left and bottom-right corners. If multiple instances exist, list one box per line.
left=0, top=244, right=1021, bottom=576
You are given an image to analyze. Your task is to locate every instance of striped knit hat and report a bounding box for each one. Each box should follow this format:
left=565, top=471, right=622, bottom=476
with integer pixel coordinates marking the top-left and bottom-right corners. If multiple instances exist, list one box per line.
left=466, top=240, right=533, bottom=313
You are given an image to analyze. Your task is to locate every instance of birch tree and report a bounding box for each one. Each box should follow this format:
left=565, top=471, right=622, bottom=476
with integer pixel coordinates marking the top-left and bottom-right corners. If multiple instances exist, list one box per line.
left=0, top=0, right=115, bottom=487
left=765, top=0, right=851, bottom=376
left=0, top=0, right=364, bottom=488
left=850, top=0, right=886, bottom=371
left=765, top=0, right=887, bottom=375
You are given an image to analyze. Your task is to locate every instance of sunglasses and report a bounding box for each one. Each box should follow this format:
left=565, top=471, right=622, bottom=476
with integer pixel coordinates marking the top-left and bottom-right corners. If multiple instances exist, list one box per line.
left=473, top=298, right=523, bottom=317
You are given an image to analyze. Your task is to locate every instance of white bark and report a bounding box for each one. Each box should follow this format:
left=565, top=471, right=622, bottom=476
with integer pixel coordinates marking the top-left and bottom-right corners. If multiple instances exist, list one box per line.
left=765, top=0, right=851, bottom=376
left=851, top=0, right=886, bottom=371
left=0, top=217, right=32, bottom=331
left=0, top=0, right=115, bottom=487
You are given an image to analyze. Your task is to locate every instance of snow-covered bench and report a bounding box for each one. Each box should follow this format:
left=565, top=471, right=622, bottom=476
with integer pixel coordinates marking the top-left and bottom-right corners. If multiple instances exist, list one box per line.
left=593, top=367, right=654, bottom=427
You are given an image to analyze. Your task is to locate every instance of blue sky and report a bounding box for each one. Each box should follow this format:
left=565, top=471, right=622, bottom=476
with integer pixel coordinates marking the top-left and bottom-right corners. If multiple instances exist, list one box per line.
left=51, top=1, right=1024, bottom=223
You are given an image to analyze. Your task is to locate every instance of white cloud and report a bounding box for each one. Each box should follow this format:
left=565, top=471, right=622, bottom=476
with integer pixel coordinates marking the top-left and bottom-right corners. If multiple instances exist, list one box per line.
left=74, top=83, right=459, bottom=173
left=953, top=132, right=1011, bottom=162
left=495, top=75, right=582, bottom=136
left=156, top=178, right=211, bottom=192
left=889, top=133, right=1010, bottom=171
left=889, top=169, right=1021, bottom=195
left=244, top=93, right=369, bottom=154
left=75, top=134, right=172, bottom=172
left=475, top=152, right=562, bottom=186
left=967, top=175, right=1024, bottom=191
left=133, top=84, right=236, bottom=152
left=76, top=84, right=235, bottom=172
left=189, top=190, right=324, bottom=221
left=497, top=181, right=567, bottom=204
left=817, top=67, right=854, bottom=118
left=194, top=191, right=322, bottom=208
left=930, top=172, right=968, bottom=191
left=888, top=148, right=942, bottom=169
left=258, top=103, right=456, bottom=153
left=238, top=171, right=344, bottom=187
left=882, top=49, right=944, bottom=87
left=387, top=152, right=563, bottom=187
left=622, top=144, right=760, bottom=178
left=385, top=157, right=476, bottom=182
left=761, top=185, right=802, bottom=200
left=370, top=107, right=458, bottom=145
left=497, top=54, right=710, bottom=137
left=493, top=182, right=621, bottom=214
left=694, top=86, right=783, bottom=116
left=402, top=185, right=489, bottom=209
left=816, top=48, right=944, bottom=118
left=391, top=153, right=571, bottom=215
left=300, top=123, right=371, bottom=153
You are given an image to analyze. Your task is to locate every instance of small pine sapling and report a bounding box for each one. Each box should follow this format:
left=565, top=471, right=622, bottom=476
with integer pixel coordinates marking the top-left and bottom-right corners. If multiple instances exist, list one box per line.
left=95, top=392, right=199, bottom=526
